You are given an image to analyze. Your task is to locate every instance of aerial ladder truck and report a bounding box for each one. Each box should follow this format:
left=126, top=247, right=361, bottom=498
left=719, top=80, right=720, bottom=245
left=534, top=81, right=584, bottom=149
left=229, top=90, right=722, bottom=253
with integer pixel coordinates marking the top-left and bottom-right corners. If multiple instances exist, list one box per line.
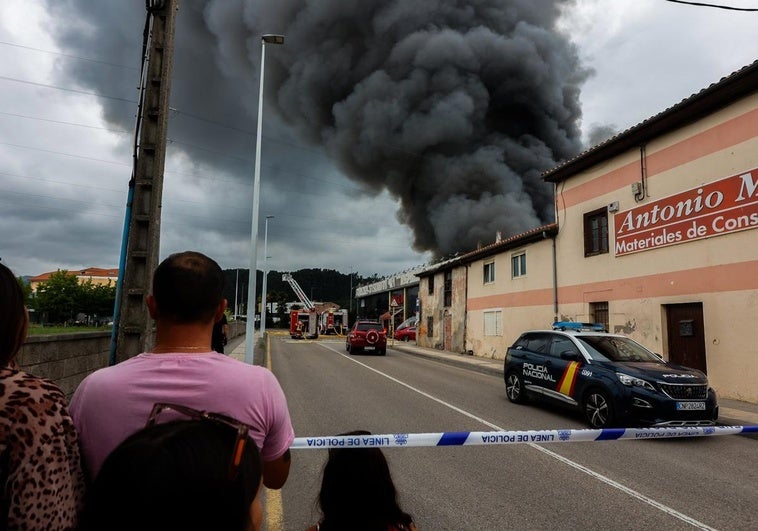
left=282, top=274, right=319, bottom=339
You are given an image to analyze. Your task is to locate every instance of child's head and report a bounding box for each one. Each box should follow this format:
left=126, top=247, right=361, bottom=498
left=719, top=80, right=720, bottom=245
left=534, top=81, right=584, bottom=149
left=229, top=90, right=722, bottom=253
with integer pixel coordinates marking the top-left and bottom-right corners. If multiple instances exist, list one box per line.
left=318, top=430, right=410, bottom=530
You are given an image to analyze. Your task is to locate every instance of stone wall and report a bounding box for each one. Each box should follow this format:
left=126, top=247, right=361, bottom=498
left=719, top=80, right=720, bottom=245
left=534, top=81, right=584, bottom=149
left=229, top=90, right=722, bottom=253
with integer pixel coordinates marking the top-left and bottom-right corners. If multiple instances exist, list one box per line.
left=16, top=320, right=247, bottom=399
left=17, top=332, right=111, bottom=400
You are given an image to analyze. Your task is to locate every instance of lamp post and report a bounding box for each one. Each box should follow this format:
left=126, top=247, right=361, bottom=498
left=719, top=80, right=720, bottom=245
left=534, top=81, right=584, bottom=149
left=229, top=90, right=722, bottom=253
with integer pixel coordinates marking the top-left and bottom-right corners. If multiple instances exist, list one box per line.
left=245, top=34, right=284, bottom=364
left=260, top=215, right=274, bottom=338
left=234, top=268, right=239, bottom=319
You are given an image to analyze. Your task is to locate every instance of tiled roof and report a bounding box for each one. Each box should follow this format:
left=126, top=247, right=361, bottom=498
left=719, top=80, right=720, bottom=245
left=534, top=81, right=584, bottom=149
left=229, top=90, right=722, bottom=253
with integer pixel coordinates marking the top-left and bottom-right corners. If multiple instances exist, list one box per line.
left=417, top=223, right=558, bottom=276
left=29, top=267, right=118, bottom=283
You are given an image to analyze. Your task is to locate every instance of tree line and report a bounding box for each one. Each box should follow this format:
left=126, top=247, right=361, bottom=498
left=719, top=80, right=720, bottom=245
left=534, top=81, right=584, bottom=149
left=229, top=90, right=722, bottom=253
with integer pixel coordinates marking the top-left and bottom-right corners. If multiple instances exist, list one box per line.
left=20, top=268, right=382, bottom=327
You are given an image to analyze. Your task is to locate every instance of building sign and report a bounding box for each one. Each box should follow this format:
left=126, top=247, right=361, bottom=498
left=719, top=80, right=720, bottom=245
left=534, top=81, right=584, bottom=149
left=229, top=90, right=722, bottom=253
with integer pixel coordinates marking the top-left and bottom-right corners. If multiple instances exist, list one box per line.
left=614, top=168, right=758, bottom=256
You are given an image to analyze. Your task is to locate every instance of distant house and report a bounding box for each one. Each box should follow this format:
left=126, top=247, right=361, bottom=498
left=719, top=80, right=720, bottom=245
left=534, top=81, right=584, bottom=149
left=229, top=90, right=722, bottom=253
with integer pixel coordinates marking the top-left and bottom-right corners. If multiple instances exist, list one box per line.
left=29, top=267, right=119, bottom=292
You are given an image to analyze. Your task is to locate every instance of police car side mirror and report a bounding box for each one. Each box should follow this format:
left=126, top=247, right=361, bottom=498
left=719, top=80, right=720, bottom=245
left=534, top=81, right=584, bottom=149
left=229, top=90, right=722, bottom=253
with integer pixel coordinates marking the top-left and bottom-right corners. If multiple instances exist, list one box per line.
left=560, top=351, right=581, bottom=361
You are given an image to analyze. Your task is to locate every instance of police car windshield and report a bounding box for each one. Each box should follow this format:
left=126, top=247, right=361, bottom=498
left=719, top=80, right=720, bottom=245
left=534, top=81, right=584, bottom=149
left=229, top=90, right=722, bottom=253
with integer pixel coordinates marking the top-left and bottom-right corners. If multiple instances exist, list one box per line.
left=576, top=336, right=661, bottom=363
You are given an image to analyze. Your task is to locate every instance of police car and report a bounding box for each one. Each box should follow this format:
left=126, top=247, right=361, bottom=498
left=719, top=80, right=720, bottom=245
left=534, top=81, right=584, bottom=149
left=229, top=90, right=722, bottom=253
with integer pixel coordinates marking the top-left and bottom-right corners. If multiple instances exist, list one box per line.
left=504, top=330, right=718, bottom=428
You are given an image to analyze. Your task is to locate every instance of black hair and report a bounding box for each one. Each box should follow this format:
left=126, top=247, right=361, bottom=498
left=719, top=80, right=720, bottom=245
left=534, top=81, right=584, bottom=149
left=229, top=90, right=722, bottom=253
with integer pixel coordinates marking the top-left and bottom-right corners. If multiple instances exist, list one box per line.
left=80, top=419, right=261, bottom=531
left=152, top=251, right=225, bottom=323
left=0, top=263, right=27, bottom=366
left=317, top=430, right=414, bottom=531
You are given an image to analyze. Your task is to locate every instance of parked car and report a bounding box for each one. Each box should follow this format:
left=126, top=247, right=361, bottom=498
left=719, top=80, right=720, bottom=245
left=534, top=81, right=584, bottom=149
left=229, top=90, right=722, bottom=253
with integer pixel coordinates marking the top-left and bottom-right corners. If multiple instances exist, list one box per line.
left=396, top=315, right=418, bottom=331
left=504, top=330, right=718, bottom=428
left=346, top=320, right=387, bottom=355
left=394, top=326, right=416, bottom=342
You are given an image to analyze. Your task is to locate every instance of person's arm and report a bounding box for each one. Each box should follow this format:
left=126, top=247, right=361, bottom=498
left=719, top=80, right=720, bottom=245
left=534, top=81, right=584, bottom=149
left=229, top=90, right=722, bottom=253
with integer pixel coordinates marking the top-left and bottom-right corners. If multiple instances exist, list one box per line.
left=262, top=448, right=291, bottom=489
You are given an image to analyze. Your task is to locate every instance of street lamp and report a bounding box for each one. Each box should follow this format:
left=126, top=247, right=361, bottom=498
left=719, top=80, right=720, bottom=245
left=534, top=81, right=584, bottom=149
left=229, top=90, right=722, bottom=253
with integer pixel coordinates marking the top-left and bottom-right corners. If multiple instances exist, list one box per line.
left=245, top=34, right=284, bottom=364
left=260, top=215, right=274, bottom=338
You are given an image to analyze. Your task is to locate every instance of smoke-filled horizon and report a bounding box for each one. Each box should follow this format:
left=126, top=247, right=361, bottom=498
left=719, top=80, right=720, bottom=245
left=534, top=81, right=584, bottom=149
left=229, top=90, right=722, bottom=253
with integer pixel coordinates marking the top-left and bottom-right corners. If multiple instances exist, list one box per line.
left=46, top=0, right=587, bottom=259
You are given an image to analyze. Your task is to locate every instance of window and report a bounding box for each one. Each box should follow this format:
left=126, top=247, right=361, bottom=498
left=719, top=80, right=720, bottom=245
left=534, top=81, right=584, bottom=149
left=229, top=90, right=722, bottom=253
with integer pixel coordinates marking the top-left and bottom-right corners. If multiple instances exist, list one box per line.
left=443, top=270, right=452, bottom=307
left=590, top=301, right=609, bottom=332
left=483, top=261, right=495, bottom=284
left=483, top=310, right=503, bottom=336
left=511, top=252, right=526, bottom=278
left=549, top=336, right=580, bottom=358
left=426, top=317, right=434, bottom=338
left=584, top=207, right=609, bottom=256
left=427, top=275, right=434, bottom=296
left=513, top=332, right=551, bottom=353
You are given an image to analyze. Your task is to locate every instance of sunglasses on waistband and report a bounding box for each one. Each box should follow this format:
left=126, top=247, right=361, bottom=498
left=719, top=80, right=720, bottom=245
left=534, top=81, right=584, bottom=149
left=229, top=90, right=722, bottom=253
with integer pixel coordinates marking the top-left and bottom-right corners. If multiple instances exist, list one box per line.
left=146, top=402, right=255, bottom=481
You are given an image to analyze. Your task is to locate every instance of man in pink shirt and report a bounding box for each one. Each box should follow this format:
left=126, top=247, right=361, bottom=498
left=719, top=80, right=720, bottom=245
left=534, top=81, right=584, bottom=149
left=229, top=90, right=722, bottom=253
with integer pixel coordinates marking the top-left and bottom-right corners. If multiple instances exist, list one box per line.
left=70, top=251, right=294, bottom=488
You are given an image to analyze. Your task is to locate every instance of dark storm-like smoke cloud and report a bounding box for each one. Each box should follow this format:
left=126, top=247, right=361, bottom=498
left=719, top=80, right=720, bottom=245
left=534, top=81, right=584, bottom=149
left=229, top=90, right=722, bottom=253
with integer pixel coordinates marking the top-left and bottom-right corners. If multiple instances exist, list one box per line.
left=45, top=0, right=587, bottom=258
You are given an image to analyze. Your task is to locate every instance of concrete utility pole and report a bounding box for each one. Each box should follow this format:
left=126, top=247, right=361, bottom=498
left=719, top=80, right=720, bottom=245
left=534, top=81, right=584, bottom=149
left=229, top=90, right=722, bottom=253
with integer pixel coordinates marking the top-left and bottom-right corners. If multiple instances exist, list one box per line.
left=113, top=0, right=179, bottom=364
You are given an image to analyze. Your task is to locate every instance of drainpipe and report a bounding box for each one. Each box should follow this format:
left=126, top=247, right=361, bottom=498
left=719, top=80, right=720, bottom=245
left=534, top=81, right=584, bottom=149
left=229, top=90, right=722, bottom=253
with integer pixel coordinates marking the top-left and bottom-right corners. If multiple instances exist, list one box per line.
left=463, top=264, right=469, bottom=355
left=550, top=231, right=558, bottom=320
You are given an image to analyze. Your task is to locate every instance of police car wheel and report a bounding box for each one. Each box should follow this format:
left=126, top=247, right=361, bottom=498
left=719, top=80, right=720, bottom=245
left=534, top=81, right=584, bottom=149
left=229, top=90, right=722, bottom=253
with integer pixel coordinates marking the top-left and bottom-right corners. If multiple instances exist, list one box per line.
left=583, top=389, right=614, bottom=428
left=505, top=372, right=527, bottom=404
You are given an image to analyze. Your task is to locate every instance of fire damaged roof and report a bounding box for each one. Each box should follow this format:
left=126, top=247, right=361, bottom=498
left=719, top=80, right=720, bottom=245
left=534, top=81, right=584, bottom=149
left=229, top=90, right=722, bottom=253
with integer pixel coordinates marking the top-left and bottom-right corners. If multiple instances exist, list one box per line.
left=542, top=59, right=758, bottom=184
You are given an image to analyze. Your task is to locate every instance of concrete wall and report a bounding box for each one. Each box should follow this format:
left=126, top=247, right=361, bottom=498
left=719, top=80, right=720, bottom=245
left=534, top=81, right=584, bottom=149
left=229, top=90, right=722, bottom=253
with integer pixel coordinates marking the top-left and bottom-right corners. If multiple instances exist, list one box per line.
left=16, top=319, right=247, bottom=400
left=466, top=237, right=556, bottom=360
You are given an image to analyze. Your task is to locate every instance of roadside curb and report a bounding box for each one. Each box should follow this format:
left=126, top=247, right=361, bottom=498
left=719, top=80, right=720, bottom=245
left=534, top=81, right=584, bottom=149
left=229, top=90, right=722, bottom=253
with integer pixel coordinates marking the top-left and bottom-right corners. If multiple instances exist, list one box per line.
left=392, top=343, right=503, bottom=378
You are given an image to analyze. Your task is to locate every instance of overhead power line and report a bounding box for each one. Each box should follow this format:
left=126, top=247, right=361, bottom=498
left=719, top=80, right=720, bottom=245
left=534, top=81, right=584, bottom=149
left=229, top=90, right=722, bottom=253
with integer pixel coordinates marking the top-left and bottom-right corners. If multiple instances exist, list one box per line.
left=0, top=40, right=140, bottom=70
left=664, top=0, right=758, bottom=11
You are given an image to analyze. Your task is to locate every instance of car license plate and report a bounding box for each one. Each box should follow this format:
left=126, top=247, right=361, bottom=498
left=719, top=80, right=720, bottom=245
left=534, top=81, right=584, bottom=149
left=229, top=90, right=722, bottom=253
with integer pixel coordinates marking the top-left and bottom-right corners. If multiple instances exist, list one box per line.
left=676, top=401, right=705, bottom=411
left=364, top=346, right=375, bottom=351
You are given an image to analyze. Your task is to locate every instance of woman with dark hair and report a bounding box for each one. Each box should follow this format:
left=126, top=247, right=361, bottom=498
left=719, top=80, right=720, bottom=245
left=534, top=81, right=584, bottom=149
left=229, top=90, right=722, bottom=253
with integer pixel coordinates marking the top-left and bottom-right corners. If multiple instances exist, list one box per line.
left=80, top=403, right=264, bottom=531
left=0, top=262, right=86, bottom=530
left=308, top=430, right=418, bottom=531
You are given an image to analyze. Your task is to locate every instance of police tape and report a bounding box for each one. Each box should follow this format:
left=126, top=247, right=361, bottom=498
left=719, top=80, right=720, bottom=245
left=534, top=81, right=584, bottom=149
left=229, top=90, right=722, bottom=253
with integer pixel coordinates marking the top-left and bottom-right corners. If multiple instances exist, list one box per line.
left=291, top=425, right=758, bottom=449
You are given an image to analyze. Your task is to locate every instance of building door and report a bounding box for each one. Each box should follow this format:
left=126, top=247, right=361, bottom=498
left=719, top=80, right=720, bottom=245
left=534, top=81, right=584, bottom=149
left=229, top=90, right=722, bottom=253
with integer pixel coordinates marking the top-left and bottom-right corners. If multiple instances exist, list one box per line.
left=666, top=303, right=707, bottom=373
left=444, top=313, right=452, bottom=351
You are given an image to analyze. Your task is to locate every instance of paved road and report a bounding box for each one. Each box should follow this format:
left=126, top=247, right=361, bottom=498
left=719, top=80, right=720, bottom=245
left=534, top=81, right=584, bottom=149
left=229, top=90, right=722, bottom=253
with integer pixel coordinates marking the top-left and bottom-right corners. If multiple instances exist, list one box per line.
left=244, top=334, right=758, bottom=530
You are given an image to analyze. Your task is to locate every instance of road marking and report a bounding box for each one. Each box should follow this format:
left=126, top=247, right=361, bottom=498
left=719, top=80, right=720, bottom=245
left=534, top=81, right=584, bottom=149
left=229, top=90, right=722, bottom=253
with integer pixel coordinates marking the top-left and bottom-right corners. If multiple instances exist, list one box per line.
left=265, top=335, right=284, bottom=531
left=265, top=488, right=284, bottom=530
left=319, top=343, right=716, bottom=531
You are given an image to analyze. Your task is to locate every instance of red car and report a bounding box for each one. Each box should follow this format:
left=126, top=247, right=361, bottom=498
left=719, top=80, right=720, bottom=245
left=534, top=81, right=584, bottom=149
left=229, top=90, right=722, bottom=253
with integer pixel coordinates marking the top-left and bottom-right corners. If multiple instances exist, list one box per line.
left=346, top=320, right=387, bottom=355
left=394, top=326, right=416, bottom=342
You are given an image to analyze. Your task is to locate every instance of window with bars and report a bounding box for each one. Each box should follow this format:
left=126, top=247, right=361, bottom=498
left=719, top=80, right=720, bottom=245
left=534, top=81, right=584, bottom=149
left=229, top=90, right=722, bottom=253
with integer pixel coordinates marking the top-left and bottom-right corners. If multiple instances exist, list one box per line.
left=511, top=252, right=526, bottom=278
left=427, top=275, right=434, bottom=296
left=590, top=301, right=609, bottom=331
left=584, top=207, right=609, bottom=256
left=426, top=316, right=434, bottom=338
left=443, top=270, right=452, bottom=307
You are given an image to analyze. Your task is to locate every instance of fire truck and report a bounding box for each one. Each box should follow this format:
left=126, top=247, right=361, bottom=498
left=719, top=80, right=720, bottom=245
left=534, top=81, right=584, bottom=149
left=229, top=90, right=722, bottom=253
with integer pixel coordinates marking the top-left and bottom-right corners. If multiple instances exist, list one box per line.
left=318, top=308, right=349, bottom=335
left=282, top=274, right=319, bottom=339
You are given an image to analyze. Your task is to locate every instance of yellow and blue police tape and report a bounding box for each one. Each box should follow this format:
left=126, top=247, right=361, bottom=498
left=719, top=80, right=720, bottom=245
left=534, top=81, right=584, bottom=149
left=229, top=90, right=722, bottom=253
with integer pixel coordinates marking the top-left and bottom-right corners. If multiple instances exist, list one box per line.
left=291, top=425, right=758, bottom=449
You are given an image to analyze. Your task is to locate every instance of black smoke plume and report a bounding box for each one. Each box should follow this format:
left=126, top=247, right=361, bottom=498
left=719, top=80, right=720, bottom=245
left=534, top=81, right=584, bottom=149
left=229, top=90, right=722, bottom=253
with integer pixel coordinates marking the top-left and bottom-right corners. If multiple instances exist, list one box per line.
left=46, top=0, right=587, bottom=258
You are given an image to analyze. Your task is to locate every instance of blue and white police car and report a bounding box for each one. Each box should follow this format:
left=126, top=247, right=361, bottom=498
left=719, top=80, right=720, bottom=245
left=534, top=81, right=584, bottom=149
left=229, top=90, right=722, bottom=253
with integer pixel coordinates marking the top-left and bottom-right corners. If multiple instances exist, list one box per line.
left=504, top=330, right=719, bottom=428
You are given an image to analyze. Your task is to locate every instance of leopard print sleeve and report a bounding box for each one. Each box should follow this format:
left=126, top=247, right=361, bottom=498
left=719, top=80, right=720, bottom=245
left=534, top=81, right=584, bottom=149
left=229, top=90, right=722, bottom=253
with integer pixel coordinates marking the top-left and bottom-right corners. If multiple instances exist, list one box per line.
left=0, top=369, right=86, bottom=531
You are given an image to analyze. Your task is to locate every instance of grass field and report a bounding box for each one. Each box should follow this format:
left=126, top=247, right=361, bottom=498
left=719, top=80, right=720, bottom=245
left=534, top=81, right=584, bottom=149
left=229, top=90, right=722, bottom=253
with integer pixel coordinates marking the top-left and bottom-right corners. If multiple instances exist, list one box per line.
left=28, top=325, right=112, bottom=335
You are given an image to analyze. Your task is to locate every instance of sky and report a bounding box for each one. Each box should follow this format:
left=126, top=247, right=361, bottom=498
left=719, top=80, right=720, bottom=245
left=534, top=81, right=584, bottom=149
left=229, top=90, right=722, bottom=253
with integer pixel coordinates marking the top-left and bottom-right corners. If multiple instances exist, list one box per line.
left=1, top=0, right=756, bottom=280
